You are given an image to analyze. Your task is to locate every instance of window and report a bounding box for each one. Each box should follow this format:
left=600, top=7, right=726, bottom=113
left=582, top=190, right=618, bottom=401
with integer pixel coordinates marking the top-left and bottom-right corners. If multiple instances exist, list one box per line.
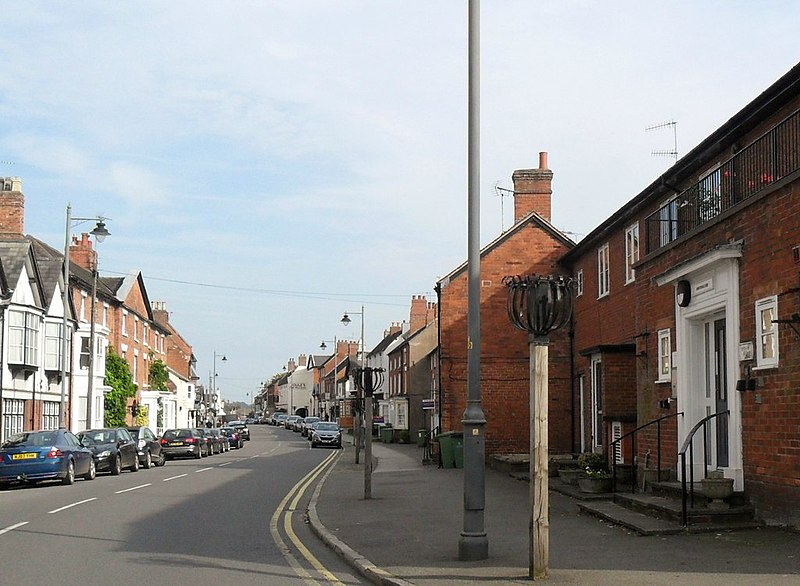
left=80, top=336, right=91, bottom=369
left=122, top=310, right=128, bottom=337
left=8, top=309, right=41, bottom=366
left=755, top=296, right=779, bottom=368
left=102, top=303, right=109, bottom=327
left=576, top=269, right=583, bottom=297
left=133, top=317, right=139, bottom=341
left=658, top=329, right=671, bottom=382
left=143, top=323, right=149, bottom=347
left=659, top=198, right=678, bottom=246
left=80, top=291, right=87, bottom=322
left=597, top=243, right=610, bottom=298
left=45, top=321, right=70, bottom=371
left=42, top=401, right=59, bottom=430
left=625, top=222, right=639, bottom=284
left=397, top=403, right=408, bottom=430
left=2, top=399, right=24, bottom=441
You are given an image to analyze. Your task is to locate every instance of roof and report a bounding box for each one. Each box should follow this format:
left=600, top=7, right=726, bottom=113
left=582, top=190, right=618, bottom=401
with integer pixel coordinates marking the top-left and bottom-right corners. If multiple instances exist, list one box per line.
left=367, top=330, right=403, bottom=357
left=437, top=211, right=575, bottom=285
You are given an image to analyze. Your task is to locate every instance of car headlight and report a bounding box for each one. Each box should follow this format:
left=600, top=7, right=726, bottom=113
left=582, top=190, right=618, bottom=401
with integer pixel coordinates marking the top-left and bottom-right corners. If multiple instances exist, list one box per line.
left=97, top=450, right=111, bottom=459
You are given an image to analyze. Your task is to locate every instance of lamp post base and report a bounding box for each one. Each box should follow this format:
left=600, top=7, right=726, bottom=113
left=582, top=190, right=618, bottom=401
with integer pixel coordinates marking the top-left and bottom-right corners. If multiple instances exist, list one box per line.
left=458, top=532, right=488, bottom=561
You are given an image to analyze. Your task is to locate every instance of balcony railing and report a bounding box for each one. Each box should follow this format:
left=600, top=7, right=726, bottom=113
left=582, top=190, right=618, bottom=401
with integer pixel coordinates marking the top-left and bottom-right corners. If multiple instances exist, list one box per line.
left=646, top=108, right=800, bottom=254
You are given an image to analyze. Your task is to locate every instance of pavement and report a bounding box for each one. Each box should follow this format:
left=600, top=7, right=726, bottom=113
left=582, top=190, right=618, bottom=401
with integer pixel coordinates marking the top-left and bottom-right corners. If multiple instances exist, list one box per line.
left=308, top=438, right=800, bottom=585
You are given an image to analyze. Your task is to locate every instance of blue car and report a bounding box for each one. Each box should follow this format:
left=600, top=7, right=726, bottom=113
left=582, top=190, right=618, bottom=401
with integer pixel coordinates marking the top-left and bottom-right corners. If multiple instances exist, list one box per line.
left=0, top=429, right=96, bottom=488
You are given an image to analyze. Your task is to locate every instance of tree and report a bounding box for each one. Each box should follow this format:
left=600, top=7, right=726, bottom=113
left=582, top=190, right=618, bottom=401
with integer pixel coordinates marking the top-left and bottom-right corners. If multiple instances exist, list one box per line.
left=149, top=357, right=169, bottom=392
left=104, top=347, right=137, bottom=427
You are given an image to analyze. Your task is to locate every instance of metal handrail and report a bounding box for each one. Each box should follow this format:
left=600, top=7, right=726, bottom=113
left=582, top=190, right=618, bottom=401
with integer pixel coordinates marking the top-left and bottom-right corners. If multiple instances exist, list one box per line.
left=610, top=411, right=684, bottom=493
left=678, top=410, right=730, bottom=526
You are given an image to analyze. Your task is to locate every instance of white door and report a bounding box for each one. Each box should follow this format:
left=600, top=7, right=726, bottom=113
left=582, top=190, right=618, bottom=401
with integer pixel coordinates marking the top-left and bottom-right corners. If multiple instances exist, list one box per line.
left=590, top=355, right=603, bottom=452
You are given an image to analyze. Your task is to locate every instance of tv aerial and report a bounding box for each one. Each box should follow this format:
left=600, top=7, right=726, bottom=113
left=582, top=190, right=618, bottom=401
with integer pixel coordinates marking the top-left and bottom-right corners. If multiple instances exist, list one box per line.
left=646, top=120, right=678, bottom=161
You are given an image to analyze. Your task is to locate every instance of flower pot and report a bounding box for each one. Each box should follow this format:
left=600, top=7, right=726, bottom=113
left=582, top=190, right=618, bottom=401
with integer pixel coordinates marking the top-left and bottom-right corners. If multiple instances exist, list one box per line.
left=578, top=476, right=612, bottom=494
left=701, top=470, right=734, bottom=510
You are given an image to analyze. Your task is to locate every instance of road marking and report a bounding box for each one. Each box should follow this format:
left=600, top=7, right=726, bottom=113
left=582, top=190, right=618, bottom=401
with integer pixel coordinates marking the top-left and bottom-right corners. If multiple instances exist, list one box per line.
left=48, top=497, right=97, bottom=514
left=218, top=461, right=232, bottom=467
left=0, top=521, right=28, bottom=535
left=195, top=467, right=213, bottom=473
left=115, top=483, right=151, bottom=494
left=163, top=473, right=188, bottom=482
left=270, top=450, right=343, bottom=585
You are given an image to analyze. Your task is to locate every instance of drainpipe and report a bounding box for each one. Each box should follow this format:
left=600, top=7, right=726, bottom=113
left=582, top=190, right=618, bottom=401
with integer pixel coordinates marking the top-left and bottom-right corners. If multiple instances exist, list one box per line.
left=435, top=282, right=443, bottom=432
left=569, top=315, right=576, bottom=454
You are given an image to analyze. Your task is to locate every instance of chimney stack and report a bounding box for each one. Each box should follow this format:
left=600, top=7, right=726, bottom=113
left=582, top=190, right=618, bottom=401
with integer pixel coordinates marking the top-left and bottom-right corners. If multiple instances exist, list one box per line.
left=0, top=177, right=24, bottom=237
left=511, top=152, right=553, bottom=223
left=69, top=233, right=98, bottom=271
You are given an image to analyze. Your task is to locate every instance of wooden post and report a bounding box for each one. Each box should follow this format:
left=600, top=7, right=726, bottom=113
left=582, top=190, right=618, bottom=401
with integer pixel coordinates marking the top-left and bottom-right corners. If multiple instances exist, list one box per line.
left=529, top=335, right=549, bottom=580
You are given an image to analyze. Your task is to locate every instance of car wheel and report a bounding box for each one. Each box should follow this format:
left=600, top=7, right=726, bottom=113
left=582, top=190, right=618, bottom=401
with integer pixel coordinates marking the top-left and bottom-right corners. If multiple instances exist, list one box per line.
left=157, top=452, right=166, bottom=466
left=143, top=451, right=152, bottom=469
left=62, top=460, right=75, bottom=485
left=130, top=455, right=140, bottom=472
left=84, top=459, right=96, bottom=481
left=111, top=455, right=122, bottom=475
left=194, top=446, right=202, bottom=459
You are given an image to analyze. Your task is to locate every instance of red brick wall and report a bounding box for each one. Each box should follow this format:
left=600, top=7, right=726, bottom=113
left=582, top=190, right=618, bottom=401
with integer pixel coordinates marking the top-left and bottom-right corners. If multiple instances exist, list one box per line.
left=0, top=190, right=24, bottom=237
left=439, top=221, right=573, bottom=456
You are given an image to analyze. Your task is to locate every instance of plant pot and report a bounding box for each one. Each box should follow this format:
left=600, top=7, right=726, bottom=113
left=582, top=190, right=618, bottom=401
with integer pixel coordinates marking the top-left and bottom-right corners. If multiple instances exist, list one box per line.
left=578, top=476, right=612, bottom=494
left=701, top=470, right=734, bottom=510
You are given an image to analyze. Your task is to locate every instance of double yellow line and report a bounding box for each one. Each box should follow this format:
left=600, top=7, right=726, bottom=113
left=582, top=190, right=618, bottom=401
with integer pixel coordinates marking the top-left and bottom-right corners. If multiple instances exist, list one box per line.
left=270, top=449, right=343, bottom=585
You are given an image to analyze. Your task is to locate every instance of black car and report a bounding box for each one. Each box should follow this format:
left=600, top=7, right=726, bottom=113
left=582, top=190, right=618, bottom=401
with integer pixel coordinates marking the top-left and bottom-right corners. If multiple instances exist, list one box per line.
left=220, top=427, right=243, bottom=449
left=127, top=426, right=166, bottom=468
left=196, top=428, right=220, bottom=455
left=229, top=421, right=250, bottom=440
left=77, top=428, right=140, bottom=475
left=160, top=428, right=206, bottom=459
left=208, top=428, right=229, bottom=452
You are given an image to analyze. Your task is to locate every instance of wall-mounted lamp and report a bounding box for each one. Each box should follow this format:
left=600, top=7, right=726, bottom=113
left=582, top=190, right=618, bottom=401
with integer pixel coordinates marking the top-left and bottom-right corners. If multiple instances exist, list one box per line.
left=736, top=364, right=756, bottom=392
left=676, top=279, right=691, bottom=307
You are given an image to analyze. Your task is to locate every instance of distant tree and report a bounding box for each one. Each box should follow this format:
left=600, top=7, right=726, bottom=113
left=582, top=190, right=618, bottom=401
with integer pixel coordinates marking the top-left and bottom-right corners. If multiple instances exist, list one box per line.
left=104, top=347, right=137, bottom=426
left=149, top=357, right=169, bottom=392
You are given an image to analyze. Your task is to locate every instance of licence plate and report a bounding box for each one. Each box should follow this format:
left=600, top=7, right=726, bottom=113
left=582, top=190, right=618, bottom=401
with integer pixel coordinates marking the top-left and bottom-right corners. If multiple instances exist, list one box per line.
left=169, top=442, right=183, bottom=446
left=12, top=453, right=37, bottom=460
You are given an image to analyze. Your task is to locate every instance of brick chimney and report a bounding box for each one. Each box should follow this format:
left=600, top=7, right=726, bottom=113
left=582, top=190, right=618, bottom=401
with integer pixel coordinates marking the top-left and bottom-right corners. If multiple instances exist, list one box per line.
left=0, top=177, right=25, bottom=237
left=511, top=152, right=553, bottom=223
left=298, top=354, right=307, bottom=367
left=409, top=295, right=429, bottom=333
left=69, top=233, right=98, bottom=271
left=287, top=358, right=297, bottom=373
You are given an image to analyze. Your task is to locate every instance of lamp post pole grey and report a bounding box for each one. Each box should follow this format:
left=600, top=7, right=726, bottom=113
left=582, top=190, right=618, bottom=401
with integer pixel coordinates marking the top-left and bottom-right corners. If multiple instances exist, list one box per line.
left=459, top=0, right=488, bottom=562
left=342, top=307, right=365, bottom=464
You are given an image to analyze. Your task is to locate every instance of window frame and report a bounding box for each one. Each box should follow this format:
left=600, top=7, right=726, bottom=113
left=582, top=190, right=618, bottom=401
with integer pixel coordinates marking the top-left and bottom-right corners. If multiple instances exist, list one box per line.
left=755, top=295, right=779, bottom=369
left=576, top=269, right=584, bottom=297
left=597, top=243, right=610, bottom=298
left=625, top=222, right=639, bottom=284
left=657, top=328, right=671, bottom=382
left=8, top=309, right=41, bottom=367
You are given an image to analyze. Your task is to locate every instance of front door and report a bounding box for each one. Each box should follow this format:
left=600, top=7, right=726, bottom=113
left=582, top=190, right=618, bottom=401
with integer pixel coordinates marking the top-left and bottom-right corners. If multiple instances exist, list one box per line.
left=704, top=317, right=729, bottom=468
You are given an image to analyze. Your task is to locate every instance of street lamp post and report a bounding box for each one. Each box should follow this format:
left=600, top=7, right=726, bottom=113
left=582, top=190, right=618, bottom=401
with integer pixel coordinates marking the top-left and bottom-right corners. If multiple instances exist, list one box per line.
left=341, top=306, right=365, bottom=464
left=60, top=203, right=110, bottom=430
left=320, top=338, right=338, bottom=420
left=211, top=352, right=226, bottom=425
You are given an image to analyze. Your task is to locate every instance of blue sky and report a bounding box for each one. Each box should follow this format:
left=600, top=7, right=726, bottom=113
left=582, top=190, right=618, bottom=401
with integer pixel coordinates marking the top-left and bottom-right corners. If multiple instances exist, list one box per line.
left=1, top=1, right=799, bottom=403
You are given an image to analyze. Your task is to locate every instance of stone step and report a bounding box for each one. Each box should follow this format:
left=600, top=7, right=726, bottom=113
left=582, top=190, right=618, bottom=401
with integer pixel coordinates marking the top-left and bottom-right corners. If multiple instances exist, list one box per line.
left=578, top=500, right=685, bottom=536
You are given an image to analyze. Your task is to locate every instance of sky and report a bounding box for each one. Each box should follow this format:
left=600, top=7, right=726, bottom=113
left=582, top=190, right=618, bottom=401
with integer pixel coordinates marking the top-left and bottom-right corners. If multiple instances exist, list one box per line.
left=1, top=1, right=799, bottom=404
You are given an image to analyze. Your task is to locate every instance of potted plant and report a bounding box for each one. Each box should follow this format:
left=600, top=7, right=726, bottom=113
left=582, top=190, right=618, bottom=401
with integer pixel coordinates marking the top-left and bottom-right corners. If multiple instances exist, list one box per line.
left=577, top=452, right=612, bottom=494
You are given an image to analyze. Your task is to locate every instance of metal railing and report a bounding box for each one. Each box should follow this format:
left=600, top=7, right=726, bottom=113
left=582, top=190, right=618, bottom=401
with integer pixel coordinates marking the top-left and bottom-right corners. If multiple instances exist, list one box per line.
left=610, top=411, right=684, bottom=493
left=678, top=410, right=730, bottom=526
left=646, top=107, right=800, bottom=254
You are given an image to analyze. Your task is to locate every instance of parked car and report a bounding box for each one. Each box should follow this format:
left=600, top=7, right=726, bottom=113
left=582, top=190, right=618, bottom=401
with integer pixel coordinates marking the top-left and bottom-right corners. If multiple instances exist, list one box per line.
left=0, top=429, right=96, bottom=488
left=77, top=428, right=140, bottom=475
left=301, top=416, right=320, bottom=437
left=127, top=426, right=166, bottom=468
left=306, top=421, right=321, bottom=442
left=272, top=413, right=288, bottom=427
left=220, top=427, right=243, bottom=449
left=310, top=422, right=343, bottom=448
left=229, top=420, right=250, bottom=440
left=208, top=428, right=229, bottom=452
left=284, top=415, right=301, bottom=430
left=160, top=428, right=206, bottom=459
left=196, top=428, right=220, bottom=455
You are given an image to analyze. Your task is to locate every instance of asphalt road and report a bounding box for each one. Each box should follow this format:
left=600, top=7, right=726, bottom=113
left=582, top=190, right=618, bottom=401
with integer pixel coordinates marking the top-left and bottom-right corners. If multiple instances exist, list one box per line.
left=0, top=425, right=365, bottom=586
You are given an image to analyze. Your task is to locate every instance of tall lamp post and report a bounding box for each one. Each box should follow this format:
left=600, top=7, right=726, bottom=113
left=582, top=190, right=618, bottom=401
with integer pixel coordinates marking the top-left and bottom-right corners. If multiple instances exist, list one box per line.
left=60, top=203, right=110, bottom=430
left=341, top=306, right=364, bottom=464
left=210, top=351, right=226, bottom=425
left=505, top=274, right=574, bottom=580
left=320, top=338, right=338, bottom=420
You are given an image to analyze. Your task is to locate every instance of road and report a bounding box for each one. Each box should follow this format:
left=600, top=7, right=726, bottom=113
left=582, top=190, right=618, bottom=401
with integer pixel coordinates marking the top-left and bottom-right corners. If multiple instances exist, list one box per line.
left=0, top=424, right=364, bottom=586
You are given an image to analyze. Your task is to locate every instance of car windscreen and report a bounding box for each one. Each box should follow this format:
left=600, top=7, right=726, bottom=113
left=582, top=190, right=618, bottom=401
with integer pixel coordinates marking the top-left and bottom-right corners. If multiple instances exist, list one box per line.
left=316, top=423, right=339, bottom=431
left=2, top=431, right=58, bottom=448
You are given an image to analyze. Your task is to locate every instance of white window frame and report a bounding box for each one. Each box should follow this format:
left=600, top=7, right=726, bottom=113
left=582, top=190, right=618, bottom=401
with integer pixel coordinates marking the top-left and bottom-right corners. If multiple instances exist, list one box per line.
left=625, top=222, right=639, bottom=284
left=8, top=309, right=41, bottom=366
left=657, top=328, right=671, bottom=382
left=122, top=310, right=129, bottom=337
left=597, top=243, right=610, bottom=298
left=133, top=316, right=139, bottom=342
left=2, top=398, right=24, bottom=441
left=755, top=296, right=779, bottom=369
left=102, top=303, right=109, bottom=327
left=42, top=401, right=60, bottom=430
left=576, top=269, right=584, bottom=297
left=44, top=321, right=69, bottom=371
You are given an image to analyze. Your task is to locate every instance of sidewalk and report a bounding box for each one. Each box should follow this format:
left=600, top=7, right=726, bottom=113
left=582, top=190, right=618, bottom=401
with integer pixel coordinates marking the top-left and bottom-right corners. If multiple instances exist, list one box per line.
left=308, top=440, right=800, bottom=585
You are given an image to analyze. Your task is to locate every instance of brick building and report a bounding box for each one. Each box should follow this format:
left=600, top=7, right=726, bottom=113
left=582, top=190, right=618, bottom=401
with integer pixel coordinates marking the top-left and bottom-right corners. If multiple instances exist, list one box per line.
left=561, top=61, right=800, bottom=527
left=437, top=153, right=575, bottom=456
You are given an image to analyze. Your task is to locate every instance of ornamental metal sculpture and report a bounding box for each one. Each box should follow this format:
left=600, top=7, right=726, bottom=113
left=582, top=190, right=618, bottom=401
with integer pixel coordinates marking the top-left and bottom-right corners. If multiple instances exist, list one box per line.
left=504, top=274, right=574, bottom=580
left=351, top=366, right=385, bottom=499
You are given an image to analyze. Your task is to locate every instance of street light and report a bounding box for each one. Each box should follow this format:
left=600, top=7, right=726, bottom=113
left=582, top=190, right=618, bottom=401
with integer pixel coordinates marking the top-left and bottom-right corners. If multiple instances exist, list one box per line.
left=60, top=203, right=111, bottom=430
left=210, top=352, right=226, bottom=424
left=341, top=306, right=365, bottom=465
